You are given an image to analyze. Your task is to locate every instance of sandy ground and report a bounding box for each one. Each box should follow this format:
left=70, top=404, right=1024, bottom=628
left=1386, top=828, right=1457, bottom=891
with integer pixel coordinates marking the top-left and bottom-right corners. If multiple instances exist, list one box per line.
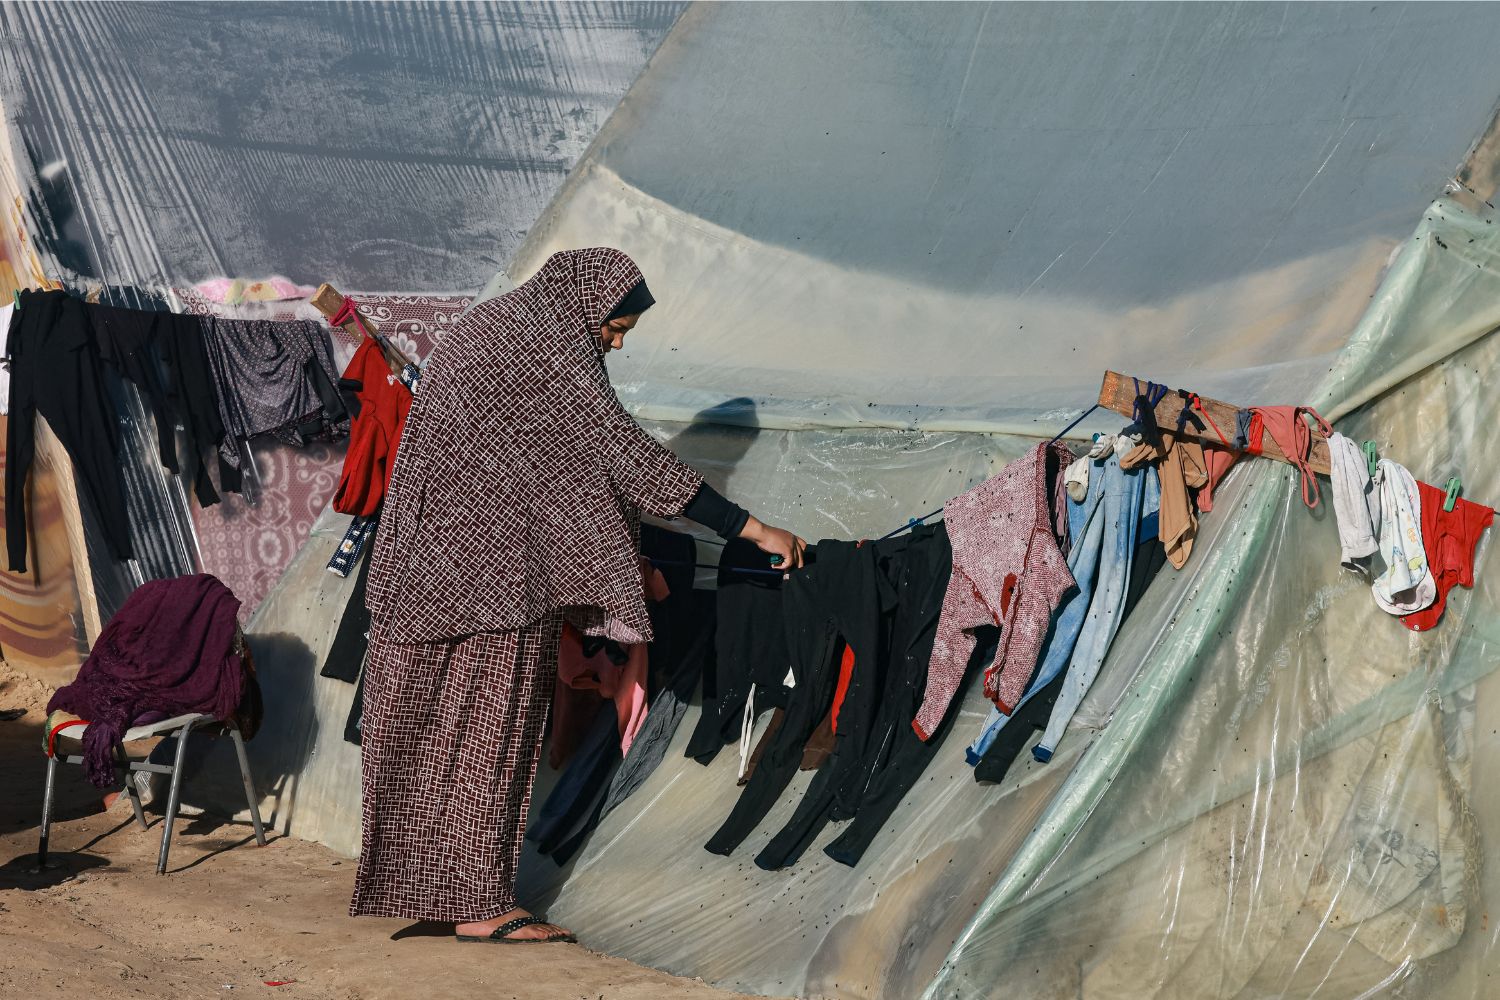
left=0, top=661, right=775, bottom=1000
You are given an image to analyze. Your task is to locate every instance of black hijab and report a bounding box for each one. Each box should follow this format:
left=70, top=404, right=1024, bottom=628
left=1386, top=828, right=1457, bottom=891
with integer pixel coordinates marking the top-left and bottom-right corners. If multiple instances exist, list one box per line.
left=606, top=279, right=655, bottom=321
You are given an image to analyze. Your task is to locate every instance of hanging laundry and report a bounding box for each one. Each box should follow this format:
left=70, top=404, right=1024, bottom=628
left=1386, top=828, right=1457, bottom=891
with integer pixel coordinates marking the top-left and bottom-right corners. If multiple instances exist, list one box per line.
left=1120, top=429, right=1206, bottom=570
left=1195, top=444, right=1239, bottom=513
left=1370, top=459, right=1434, bottom=615
left=599, top=526, right=709, bottom=816
left=1327, top=432, right=1381, bottom=571
left=199, top=316, right=349, bottom=488
left=914, top=441, right=1075, bottom=735
left=1246, top=405, right=1332, bottom=509
left=322, top=546, right=374, bottom=683
left=332, top=337, right=414, bottom=517
left=823, top=525, right=980, bottom=868
left=5, top=291, right=134, bottom=571
left=785, top=523, right=955, bottom=869
left=735, top=540, right=893, bottom=868
left=1399, top=482, right=1493, bottom=632
left=685, top=539, right=792, bottom=764
left=192, top=276, right=315, bottom=305
left=327, top=514, right=379, bottom=578
left=529, top=700, right=621, bottom=858
left=968, top=454, right=1161, bottom=772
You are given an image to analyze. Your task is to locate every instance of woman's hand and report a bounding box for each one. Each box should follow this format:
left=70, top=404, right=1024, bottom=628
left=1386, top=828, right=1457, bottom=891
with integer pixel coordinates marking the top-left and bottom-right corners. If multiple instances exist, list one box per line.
left=740, top=516, right=807, bottom=573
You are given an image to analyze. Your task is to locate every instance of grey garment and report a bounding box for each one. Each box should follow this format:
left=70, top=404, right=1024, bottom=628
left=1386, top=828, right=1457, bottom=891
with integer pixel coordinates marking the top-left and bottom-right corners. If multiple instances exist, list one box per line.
left=599, top=586, right=717, bottom=820
left=1328, top=432, right=1382, bottom=569
left=1233, top=408, right=1254, bottom=450
left=200, top=317, right=349, bottom=469
left=599, top=688, right=692, bottom=819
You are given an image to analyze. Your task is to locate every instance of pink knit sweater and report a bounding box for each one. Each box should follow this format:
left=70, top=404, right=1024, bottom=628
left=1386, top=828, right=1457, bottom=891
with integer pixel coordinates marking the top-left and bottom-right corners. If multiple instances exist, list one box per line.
left=913, top=441, right=1074, bottom=740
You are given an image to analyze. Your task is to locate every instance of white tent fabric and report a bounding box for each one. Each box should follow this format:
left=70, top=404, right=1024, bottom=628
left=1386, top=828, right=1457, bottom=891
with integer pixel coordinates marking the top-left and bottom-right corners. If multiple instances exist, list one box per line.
left=14, top=2, right=1500, bottom=997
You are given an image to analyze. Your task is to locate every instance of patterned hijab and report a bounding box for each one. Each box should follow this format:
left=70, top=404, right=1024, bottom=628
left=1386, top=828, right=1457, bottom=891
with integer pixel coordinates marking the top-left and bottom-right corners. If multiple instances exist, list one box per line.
left=367, top=248, right=703, bottom=645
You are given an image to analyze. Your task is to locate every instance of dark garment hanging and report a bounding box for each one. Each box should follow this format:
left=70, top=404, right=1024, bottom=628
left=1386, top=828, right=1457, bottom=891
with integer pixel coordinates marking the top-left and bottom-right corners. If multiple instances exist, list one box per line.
left=343, top=667, right=366, bottom=746
left=755, top=524, right=954, bottom=870
left=323, top=542, right=374, bottom=683
left=972, top=669, right=1066, bottom=783
left=752, top=541, right=896, bottom=870
left=1123, top=532, right=1167, bottom=620
left=825, top=633, right=994, bottom=868
left=5, top=290, right=133, bottom=571
left=685, top=538, right=796, bottom=764
left=528, top=700, right=621, bottom=857
left=200, top=316, right=349, bottom=486
left=704, top=560, right=843, bottom=857
left=157, top=311, right=232, bottom=502
left=82, top=291, right=230, bottom=507
left=600, top=527, right=712, bottom=818
left=88, top=302, right=177, bottom=483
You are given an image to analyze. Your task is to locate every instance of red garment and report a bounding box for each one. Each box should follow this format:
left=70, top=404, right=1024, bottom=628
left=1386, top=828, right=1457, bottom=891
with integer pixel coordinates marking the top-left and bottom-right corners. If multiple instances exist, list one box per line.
left=550, top=561, right=670, bottom=766
left=829, top=643, right=856, bottom=734
left=1400, top=482, right=1494, bottom=632
left=1248, top=405, right=1331, bottom=509
left=332, top=338, right=413, bottom=517
left=1196, top=443, right=1239, bottom=514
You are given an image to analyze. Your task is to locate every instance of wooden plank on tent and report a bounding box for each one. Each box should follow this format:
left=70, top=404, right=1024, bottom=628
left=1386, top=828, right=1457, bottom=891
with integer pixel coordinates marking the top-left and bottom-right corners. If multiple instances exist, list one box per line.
left=309, top=283, right=413, bottom=372
left=34, top=417, right=103, bottom=645
left=1096, top=370, right=1331, bottom=476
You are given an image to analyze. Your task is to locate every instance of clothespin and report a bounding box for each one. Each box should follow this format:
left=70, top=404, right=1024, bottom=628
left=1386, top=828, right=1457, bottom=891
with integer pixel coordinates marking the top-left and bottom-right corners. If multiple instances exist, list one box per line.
left=1444, top=476, right=1462, bottom=512
left=1362, top=441, right=1379, bottom=478
left=11, top=289, right=19, bottom=311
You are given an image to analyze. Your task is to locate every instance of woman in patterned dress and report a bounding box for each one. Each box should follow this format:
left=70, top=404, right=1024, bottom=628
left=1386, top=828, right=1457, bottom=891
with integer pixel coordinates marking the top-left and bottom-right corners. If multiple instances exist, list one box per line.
left=350, top=248, right=805, bottom=943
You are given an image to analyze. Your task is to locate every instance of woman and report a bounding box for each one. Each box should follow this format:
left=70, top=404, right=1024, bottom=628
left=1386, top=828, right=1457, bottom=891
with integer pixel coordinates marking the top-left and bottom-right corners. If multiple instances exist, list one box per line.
left=350, top=247, right=805, bottom=943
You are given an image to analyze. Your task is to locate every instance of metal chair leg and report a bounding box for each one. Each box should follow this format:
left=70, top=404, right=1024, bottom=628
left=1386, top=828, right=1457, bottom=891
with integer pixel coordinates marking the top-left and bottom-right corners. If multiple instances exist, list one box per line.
left=229, top=728, right=267, bottom=847
left=38, top=753, right=57, bottom=869
left=114, top=742, right=149, bottom=830
left=156, top=722, right=196, bottom=875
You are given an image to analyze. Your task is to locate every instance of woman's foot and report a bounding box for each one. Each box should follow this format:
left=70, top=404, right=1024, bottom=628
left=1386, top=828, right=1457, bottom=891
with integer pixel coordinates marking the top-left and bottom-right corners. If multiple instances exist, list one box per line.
left=455, top=908, right=574, bottom=942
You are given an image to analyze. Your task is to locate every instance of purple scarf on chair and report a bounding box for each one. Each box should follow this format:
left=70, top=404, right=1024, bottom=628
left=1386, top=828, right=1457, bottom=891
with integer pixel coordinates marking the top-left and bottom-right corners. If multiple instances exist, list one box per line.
left=48, top=574, right=244, bottom=786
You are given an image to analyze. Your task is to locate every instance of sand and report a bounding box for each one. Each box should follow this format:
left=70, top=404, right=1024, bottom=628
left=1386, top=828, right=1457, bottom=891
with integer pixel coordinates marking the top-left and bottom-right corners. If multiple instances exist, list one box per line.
left=0, top=660, right=774, bottom=1000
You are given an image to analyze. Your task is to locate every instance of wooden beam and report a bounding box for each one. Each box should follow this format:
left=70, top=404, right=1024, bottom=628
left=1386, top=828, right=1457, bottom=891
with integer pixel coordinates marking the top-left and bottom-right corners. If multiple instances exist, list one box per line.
left=1097, top=370, right=1330, bottom=476
left=309, top=283, right=413, bottom=373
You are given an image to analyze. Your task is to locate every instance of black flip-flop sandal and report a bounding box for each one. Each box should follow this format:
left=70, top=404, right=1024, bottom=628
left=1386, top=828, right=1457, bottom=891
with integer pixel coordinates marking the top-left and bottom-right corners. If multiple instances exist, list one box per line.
left=456, top=914, right=577, bottom=944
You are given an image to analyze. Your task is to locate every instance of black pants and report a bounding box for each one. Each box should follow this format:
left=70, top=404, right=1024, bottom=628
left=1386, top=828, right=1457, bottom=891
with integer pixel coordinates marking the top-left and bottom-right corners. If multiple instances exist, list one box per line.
left=686, top=538, right=795, bottom=764
left=753, top=539, right=893, bottom=869
left=6, top=291, right=133, bottom=571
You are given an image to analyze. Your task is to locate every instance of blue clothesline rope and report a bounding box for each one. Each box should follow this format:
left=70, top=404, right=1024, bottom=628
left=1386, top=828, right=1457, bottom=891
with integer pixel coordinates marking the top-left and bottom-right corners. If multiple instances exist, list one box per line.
left=664, top=401, right=1107, bottom=573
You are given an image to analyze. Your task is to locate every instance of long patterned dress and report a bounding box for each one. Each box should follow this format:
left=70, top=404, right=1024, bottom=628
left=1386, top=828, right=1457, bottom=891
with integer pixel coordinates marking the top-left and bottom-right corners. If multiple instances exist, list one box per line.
left=350, top=249, right=703, bottom=921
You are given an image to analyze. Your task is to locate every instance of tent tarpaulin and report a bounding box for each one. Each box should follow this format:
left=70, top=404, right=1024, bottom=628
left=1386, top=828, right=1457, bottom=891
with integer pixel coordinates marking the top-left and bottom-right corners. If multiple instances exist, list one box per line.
left=6, top=2, right=1500, bottom=998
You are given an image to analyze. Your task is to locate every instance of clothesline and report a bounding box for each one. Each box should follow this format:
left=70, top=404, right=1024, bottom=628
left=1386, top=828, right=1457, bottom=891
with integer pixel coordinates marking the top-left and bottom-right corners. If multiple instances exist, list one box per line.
left=655, top=400, right=1107, bottom=576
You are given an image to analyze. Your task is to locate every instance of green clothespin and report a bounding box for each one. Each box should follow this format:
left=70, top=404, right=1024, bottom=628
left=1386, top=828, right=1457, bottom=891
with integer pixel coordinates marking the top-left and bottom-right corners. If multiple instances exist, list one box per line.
left=1444, top=476, right=1462, bottom=512
left=11, top=289, right=19, bottom=311
left=1362, top=441, right=1379, bottom=478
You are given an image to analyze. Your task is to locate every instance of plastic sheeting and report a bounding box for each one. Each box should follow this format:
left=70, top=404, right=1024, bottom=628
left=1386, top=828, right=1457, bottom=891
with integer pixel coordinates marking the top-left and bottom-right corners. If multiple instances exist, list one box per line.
left=0, top=1, right=685, bottom=291
left=927, top=324, right=1500, bottom=1000
left=62, top=2, right=1500, bottom=998
left=513, top=2, right=1500, bottom=437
